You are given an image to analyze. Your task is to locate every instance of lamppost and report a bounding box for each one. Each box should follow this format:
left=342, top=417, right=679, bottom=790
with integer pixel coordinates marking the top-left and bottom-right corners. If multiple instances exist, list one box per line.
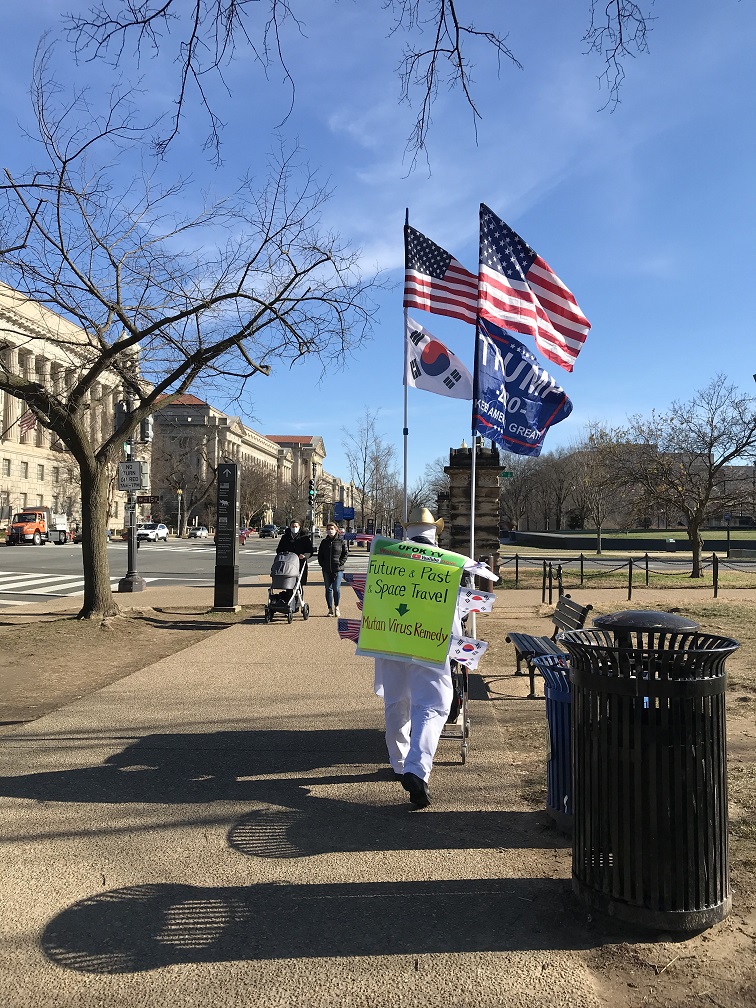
left=176, top=488, right=182, bottom=537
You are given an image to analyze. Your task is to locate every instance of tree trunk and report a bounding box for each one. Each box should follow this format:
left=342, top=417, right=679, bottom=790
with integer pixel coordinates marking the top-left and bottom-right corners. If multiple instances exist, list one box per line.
left=689, top=523, right=704, bottom=578
left=78, top=462, right=120, bottom=618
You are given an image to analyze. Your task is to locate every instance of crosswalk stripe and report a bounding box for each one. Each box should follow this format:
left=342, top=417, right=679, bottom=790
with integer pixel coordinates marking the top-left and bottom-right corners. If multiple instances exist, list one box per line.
left=0, top=574, right=81, bottom=591
left=0, top=574, right=160, bottom=599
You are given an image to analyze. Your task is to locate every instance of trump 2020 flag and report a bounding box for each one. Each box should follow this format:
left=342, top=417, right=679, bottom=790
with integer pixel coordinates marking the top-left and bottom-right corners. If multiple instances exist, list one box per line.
left=405, top=316, right=473, bottom=400
left=473, top=317, right=572, bottom=457
left=478, top=204, right=591, bottom=373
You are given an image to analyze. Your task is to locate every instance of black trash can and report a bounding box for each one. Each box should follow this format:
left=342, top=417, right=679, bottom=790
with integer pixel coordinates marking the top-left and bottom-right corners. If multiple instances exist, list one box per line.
left=559, top=610, right=739, bottom=932
left=532, top=654, right=572, bottom=833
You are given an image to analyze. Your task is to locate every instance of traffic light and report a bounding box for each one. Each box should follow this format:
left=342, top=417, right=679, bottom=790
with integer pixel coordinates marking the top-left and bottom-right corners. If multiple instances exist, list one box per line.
left=308, top=479, right=316, bottom=504
left=138, top=415, right=154, bottom=444
left=114, top=399, right=131, bottom=434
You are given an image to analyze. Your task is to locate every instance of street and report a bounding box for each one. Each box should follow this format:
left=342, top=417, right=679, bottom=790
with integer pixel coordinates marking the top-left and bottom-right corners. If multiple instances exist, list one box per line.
left=0, top=537, right=371, bottom=607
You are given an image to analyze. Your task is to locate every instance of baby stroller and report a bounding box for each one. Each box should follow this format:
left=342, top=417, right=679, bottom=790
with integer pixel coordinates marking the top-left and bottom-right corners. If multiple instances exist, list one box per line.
left=264, top=551, right=310, bottom=624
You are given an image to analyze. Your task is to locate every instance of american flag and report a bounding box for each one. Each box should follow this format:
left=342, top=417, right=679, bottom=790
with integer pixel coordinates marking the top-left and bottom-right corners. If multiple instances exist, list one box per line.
left=478, top=204, right=591, bottom=373
left=404, top=226, right=478, bottom=325
left=19, top=409, right=37, bottom=436
left=337, top=618, right=361, bottom=643
left=347, top=573, right=367, bottom=611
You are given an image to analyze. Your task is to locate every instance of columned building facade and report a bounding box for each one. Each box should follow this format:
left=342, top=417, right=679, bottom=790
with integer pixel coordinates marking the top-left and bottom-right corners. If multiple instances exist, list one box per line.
left=151, top=400, right=352, bottom=530
left=0, top=284, right=132, bottom=531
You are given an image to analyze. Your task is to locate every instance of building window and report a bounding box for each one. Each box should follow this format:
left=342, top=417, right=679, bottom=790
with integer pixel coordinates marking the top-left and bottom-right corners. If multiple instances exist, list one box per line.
left=20, top=493, right=27, bottom=508
left=52, top=466, right=60, bottom=483
left=20, top=462, right=28, bottom=479
left=52, top=495, right=59, bottom=512
left=37, top=464, right=45, bottom=481
left=113, top=501, right=119, bottom=518
left=36, top=495, right=43, bottom=507
left=1, top=458, right=9, bottom=477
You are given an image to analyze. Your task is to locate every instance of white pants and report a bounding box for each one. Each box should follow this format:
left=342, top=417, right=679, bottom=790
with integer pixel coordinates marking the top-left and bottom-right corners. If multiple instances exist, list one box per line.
left=375, top=658, right=453, bottom=782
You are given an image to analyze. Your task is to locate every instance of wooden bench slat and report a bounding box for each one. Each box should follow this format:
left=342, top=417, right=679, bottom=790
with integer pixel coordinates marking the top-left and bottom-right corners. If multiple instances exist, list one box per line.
left=506, top=595, right=592, bottom=697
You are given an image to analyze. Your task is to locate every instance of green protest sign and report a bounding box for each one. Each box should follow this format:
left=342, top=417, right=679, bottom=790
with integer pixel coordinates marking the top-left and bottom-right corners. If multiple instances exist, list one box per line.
left=356, top=537, right=466, bottom=667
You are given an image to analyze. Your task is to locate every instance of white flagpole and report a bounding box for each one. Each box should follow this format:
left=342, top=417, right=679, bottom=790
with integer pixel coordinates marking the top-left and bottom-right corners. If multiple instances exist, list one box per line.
left=403, top=208, right=410, bottom=524
left=468, top=205, right=483, bottom=638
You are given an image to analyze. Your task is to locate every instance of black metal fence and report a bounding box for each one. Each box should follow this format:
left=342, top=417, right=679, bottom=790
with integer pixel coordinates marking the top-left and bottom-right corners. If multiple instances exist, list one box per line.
left=494, top=553, right=756, bottom=602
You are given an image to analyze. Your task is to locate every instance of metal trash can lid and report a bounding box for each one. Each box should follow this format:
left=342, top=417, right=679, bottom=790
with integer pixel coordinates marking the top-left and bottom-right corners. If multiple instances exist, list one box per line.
left=593, top=609, right=699, bottom=633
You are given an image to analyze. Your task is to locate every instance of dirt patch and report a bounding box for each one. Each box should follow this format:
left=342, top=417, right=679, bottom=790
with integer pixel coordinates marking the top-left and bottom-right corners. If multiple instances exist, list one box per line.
left=0, top=604, right=256, bottom=724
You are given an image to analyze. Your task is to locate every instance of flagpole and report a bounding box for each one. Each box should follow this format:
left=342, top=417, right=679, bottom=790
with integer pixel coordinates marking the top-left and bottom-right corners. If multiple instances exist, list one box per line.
left=402, top=208, right=410, bottom=524
left=468, top=206, right=485, bottom=640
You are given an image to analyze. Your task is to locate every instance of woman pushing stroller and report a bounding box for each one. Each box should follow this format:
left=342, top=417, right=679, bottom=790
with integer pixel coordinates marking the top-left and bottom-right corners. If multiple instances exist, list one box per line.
left=276, top=520, right=314, bottom=594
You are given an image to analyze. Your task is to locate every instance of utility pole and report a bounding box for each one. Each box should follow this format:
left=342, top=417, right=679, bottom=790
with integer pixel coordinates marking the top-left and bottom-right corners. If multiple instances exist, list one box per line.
left=116, top=403, right=152, bottom=593
left=176, top=489, right=183, bottom=537
left=118, top=436, right=146, bottom=593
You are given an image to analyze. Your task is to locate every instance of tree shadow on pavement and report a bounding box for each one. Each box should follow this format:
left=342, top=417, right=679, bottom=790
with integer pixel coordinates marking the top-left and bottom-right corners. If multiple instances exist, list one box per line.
left=42, top=877, right=624, bottom=974
left=0, top=730, right=568, bottom=855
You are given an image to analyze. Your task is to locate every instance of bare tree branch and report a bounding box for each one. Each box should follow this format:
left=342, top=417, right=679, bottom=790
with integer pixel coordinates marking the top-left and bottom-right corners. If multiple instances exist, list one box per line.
left=63, top=1, right=656, bottom=161
left=0, top=68, right=378, bottom=616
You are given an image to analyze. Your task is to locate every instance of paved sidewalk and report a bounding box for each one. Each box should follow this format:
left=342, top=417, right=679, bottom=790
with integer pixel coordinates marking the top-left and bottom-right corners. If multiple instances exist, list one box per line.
left=0, top=578, right=652, bottom=1007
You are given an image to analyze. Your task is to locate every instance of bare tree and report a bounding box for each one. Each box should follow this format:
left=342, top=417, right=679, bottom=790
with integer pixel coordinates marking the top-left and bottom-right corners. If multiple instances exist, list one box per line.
left=149, top=422, right=220, bottom=535
left=604, top=376, right=756, bottom=576
left=569, top=429, right=629, bottom=554
left=341, top=408, right=398, bottom=530
left=238, top=458, right=279, bottom=528
left=531, top=448, right=575, bottom=531
left=63, top=1, right=656, bottom=160
left=498, top=455, right=541, bottom=532
left=0, top=67, right=375, bottom=618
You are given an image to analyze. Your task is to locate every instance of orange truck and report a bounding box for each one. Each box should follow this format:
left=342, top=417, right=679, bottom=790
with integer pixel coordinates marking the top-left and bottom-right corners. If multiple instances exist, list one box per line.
left=5, top=507, right=71, bottom=545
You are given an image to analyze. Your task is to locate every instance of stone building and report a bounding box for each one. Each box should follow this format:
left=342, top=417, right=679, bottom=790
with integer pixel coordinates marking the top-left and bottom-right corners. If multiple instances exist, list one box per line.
left=0, top=284, right=353, bottom=534
left=0, top=283, right=133, bottom=532
left=150, top=399, right=353, bottom=530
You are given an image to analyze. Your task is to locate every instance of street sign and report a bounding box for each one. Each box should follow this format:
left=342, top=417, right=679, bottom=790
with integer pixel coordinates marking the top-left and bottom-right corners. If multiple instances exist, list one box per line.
left=341, top=506, right=355, bottom=520
left=118, top=461, right=148, bottom=491
left=214, top=464, right=240, bottom=610
left=333, top=502, right=344, bottom=519
left=500, top=470, right=514, bottom=478
left=136, top=495, right=160, bottom=504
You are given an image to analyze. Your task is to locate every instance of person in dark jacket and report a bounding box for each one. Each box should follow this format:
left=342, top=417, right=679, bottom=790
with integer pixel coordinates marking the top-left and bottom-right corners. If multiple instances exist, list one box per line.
left=317, top=521, right=348, bottom=616
left=276, top=520, right=314, bottom=590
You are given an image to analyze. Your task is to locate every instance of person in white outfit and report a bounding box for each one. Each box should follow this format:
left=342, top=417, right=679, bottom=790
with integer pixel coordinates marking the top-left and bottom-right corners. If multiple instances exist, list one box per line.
left=373, top=506, right=497, bottom=809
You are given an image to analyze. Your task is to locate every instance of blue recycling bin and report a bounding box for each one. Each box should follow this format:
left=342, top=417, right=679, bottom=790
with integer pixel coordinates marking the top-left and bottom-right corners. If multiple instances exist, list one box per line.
left=532, top=654, right=572, bottom=832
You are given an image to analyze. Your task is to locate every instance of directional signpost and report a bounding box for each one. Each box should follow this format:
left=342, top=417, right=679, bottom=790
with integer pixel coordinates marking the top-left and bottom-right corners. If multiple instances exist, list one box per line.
left=214, top=463, right=240, bottom=611
left=117, top=462, right=148, bottom=593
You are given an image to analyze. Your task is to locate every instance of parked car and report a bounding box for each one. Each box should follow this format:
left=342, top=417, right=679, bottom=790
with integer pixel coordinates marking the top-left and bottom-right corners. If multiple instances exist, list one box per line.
left=188, top=526, right=209, bottom=538
left=259, top=524, right=278, bottom=538
left=136, top=522, right=169, bottom=542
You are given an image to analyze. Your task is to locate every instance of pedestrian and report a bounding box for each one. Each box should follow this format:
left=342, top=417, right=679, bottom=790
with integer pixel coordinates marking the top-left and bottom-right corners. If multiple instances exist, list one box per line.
left=276, top=519, right=314, bottom=593
left=317, top=521, right=348, bottom=616
left=373, top=506, right=497, bottom=809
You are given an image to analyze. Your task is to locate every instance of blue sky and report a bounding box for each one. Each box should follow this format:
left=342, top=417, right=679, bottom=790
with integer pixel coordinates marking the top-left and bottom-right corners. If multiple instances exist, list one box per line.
left=1, top=1, right=755, bottom=486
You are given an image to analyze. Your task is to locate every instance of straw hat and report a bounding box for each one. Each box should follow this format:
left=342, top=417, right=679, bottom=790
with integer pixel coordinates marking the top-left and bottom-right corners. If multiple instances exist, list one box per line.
left=401, top=506, right=444, bottom=533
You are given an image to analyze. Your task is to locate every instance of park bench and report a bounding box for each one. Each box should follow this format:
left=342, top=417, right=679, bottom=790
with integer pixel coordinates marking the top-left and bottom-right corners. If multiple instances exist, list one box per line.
left=506, top=595, right=593, bottom=698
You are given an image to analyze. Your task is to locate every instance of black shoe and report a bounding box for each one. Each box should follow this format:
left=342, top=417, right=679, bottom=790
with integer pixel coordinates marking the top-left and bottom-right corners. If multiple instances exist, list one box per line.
left=402, top=772, right=431, bottom=808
